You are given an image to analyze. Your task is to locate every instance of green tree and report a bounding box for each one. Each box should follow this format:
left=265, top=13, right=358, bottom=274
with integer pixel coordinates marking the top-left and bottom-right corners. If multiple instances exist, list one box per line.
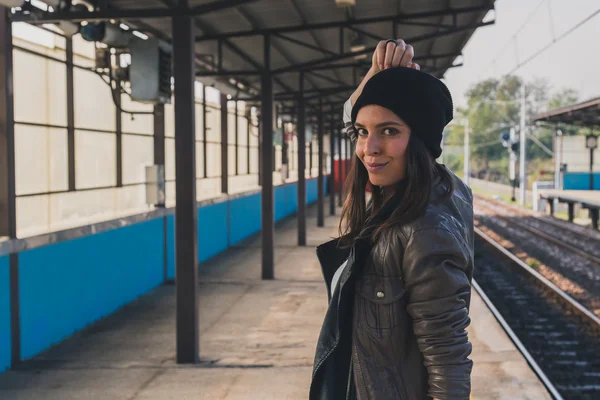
left=445, top=75, right=581, bottom=184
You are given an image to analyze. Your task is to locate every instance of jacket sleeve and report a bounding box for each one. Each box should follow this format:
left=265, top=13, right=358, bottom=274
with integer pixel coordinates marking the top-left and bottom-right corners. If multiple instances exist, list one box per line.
left=402, top=227, right=473, bottom=400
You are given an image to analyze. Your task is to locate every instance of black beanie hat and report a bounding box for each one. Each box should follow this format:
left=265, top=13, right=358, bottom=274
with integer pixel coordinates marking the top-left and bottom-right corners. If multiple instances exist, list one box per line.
left=351, top=67, right=453, bottom=159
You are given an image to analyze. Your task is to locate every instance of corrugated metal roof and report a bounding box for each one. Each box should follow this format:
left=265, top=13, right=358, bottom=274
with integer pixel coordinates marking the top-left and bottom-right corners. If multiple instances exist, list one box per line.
left=533, top=97, right=600, bottom=127
left=19, top=0, right=495, bottom=104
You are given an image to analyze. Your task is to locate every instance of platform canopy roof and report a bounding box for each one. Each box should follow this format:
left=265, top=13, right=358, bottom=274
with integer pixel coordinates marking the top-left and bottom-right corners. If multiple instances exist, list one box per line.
left=13, top=0, right=495, bottom=107
left=532, top=97, right=600, bottom=129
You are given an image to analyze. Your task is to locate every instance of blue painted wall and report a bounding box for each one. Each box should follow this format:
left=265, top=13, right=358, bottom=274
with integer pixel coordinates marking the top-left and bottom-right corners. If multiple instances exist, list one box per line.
left=275, top=184, right=298, bottom=222
left=1, top=177, right=329, bottom=371
left=563, top=172, right=600, bottom=190
left=198, top=201, right=229, bottom=262
left=307, top=178, right=317, bottom=204
left=167, top=215, right=175, bottom=280
left=229, top=193, right=261, bottom=245
left=18, top=219, right=164, bottom=360
left=0, top=256, right=10, bottom=373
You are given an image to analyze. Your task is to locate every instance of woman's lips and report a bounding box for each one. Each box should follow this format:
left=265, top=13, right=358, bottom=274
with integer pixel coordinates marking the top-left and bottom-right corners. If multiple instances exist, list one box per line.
left=365, top=162, right=389, bottom=172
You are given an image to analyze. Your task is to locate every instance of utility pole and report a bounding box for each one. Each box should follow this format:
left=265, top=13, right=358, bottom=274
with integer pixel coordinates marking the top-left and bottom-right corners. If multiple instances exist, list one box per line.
left=554, top=128, right=562, bottom=191
left=519, top=85, right=527, bottom=206
left=506, top=128, right=517, bottom=202
left=463, top=119, right=470, bottom=186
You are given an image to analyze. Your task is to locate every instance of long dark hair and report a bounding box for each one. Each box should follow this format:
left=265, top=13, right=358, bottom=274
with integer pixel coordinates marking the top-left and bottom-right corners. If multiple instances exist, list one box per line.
left=338, top=134, right=454, bottom=248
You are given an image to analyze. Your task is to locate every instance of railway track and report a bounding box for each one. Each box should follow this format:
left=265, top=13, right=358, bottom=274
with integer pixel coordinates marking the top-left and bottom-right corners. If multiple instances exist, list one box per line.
left=473, top=195, right=600, bottom=317
left=474, top=228, right=600, bottom=400
left=474, top=195, right=600, bottom=263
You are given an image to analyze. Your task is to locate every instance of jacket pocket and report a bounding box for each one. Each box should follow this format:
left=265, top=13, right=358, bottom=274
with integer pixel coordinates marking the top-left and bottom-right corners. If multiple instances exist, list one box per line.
left=356, top=274, right=406, bottom=330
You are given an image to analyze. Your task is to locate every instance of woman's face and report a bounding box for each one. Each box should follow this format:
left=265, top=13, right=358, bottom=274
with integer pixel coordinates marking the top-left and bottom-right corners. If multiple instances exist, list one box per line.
left=354, top=105, right=411, bottom=188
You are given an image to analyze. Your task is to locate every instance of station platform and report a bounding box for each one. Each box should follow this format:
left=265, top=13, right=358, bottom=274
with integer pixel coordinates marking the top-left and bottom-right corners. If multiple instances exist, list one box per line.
left=539, top=189, right=600, bottom=206
left=0, top=202, right=550, bottom=399
left=539, top=189, right=600, bottom=228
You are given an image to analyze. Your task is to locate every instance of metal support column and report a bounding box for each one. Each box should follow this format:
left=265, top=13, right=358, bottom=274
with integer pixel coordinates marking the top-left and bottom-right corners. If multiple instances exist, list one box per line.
left=590, top=146, right=594, bottom=190
left=568, top=203, right=575, bottom=223
left=309, top=137, right=313, bottom=176
left=591, top=209, right=599, bottom=230
left=66, top=37, right=75, bottom=191
left=273, top=105, right=278, bottom=173
left=258, top=119, right=262, bottom=186
left=202, top=85, right=207, bottom=178
left=0, top=7, right=19, bottom=368
left=0, top=9, right=15, bottom=237
left=115, top=80, right=122, bottom=187
left=337, top=122, right=343, bottom=207
left=154, top=104, right=165, bottom=166
left=281, top=107, right=287, bottom=173
left=172, top=7, right=199, bottom=364
left=261, top=34, right=275, bottom=279
left=329, top=114, right=335, bottom=216
left=154, top=103, right=167, bottom=282
left=247, top=111, right=251, bottom=174
left=297, top=71, right=306, bottom=246
left=519, top=85, right=527, bottom=205
left=235, top=100, right=239, bottom=175
left=317, top=98, right=324, bottom=227
left=220, top=94, right=228, bottom=193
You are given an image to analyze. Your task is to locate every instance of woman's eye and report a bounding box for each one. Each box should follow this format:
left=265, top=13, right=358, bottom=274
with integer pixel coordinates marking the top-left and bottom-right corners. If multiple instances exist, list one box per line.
left=382, top=128, right=398, bottom=136
left=357, top=128, right=368, bottom=136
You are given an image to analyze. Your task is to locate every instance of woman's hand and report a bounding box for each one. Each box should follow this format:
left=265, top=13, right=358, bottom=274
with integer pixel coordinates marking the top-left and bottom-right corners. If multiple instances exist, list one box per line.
left=350, top=39, right=420, bottom=106
left=372, top=38, right=419, bottom=73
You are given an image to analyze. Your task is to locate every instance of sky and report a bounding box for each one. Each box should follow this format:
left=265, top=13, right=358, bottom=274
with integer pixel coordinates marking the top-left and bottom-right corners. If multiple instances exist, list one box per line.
left=442, top=0, right=600, bottom=110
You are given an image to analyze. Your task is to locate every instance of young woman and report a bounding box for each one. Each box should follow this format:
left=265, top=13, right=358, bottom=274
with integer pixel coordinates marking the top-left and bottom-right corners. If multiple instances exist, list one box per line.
left=309, top=39, right=474, bottom=400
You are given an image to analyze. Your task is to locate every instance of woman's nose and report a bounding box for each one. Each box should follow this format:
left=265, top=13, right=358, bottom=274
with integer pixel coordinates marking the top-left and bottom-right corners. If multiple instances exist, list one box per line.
left=365, top=134, right=381, bottom=155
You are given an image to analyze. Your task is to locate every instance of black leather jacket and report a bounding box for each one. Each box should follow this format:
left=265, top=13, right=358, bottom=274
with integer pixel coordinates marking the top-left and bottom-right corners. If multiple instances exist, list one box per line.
left=310, top=168, right=474, bottom=400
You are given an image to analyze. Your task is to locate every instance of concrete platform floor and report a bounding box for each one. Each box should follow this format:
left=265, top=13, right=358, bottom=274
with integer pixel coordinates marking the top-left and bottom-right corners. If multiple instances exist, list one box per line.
left=0, top=201, right=551, bottom=399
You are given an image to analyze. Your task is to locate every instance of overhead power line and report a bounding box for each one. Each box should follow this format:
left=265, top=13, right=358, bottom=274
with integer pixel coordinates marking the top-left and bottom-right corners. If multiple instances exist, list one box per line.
left=481, top=0, right=546, bottom=76
left=507, top=6, right=600, bottom=74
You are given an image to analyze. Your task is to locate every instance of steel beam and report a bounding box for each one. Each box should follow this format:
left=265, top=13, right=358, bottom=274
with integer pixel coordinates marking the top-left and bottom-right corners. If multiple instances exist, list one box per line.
left=234, top=6, right=321, bottom=95
left=261, top=34, right=275, bottom=279
left=347, top=26, right=384, bottom=42
left=12, top=0, right=260, bottom=23
left=317, top=98, right=324, bottom=227
left=172, top=8, right=199, bottom=364
left=193, top=19, right=293, bottom=94
left=195, top=69, right=260, bottom=77
left=297, top=72, right=306, bottom=246
left=220, top=94, right=229, bottom=193
left=66, top=38, right=75, bottom=191
left=273, top=22, right=493, bottom=74
left=329, top=113, right=335, bottom=216
left=195, top=5, right=494, bottom=41
left=274, top=33, right=335, bottom=56
left=307, top=70, right=346, bottom=86
left=286, top=0, right=343, bottom=84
